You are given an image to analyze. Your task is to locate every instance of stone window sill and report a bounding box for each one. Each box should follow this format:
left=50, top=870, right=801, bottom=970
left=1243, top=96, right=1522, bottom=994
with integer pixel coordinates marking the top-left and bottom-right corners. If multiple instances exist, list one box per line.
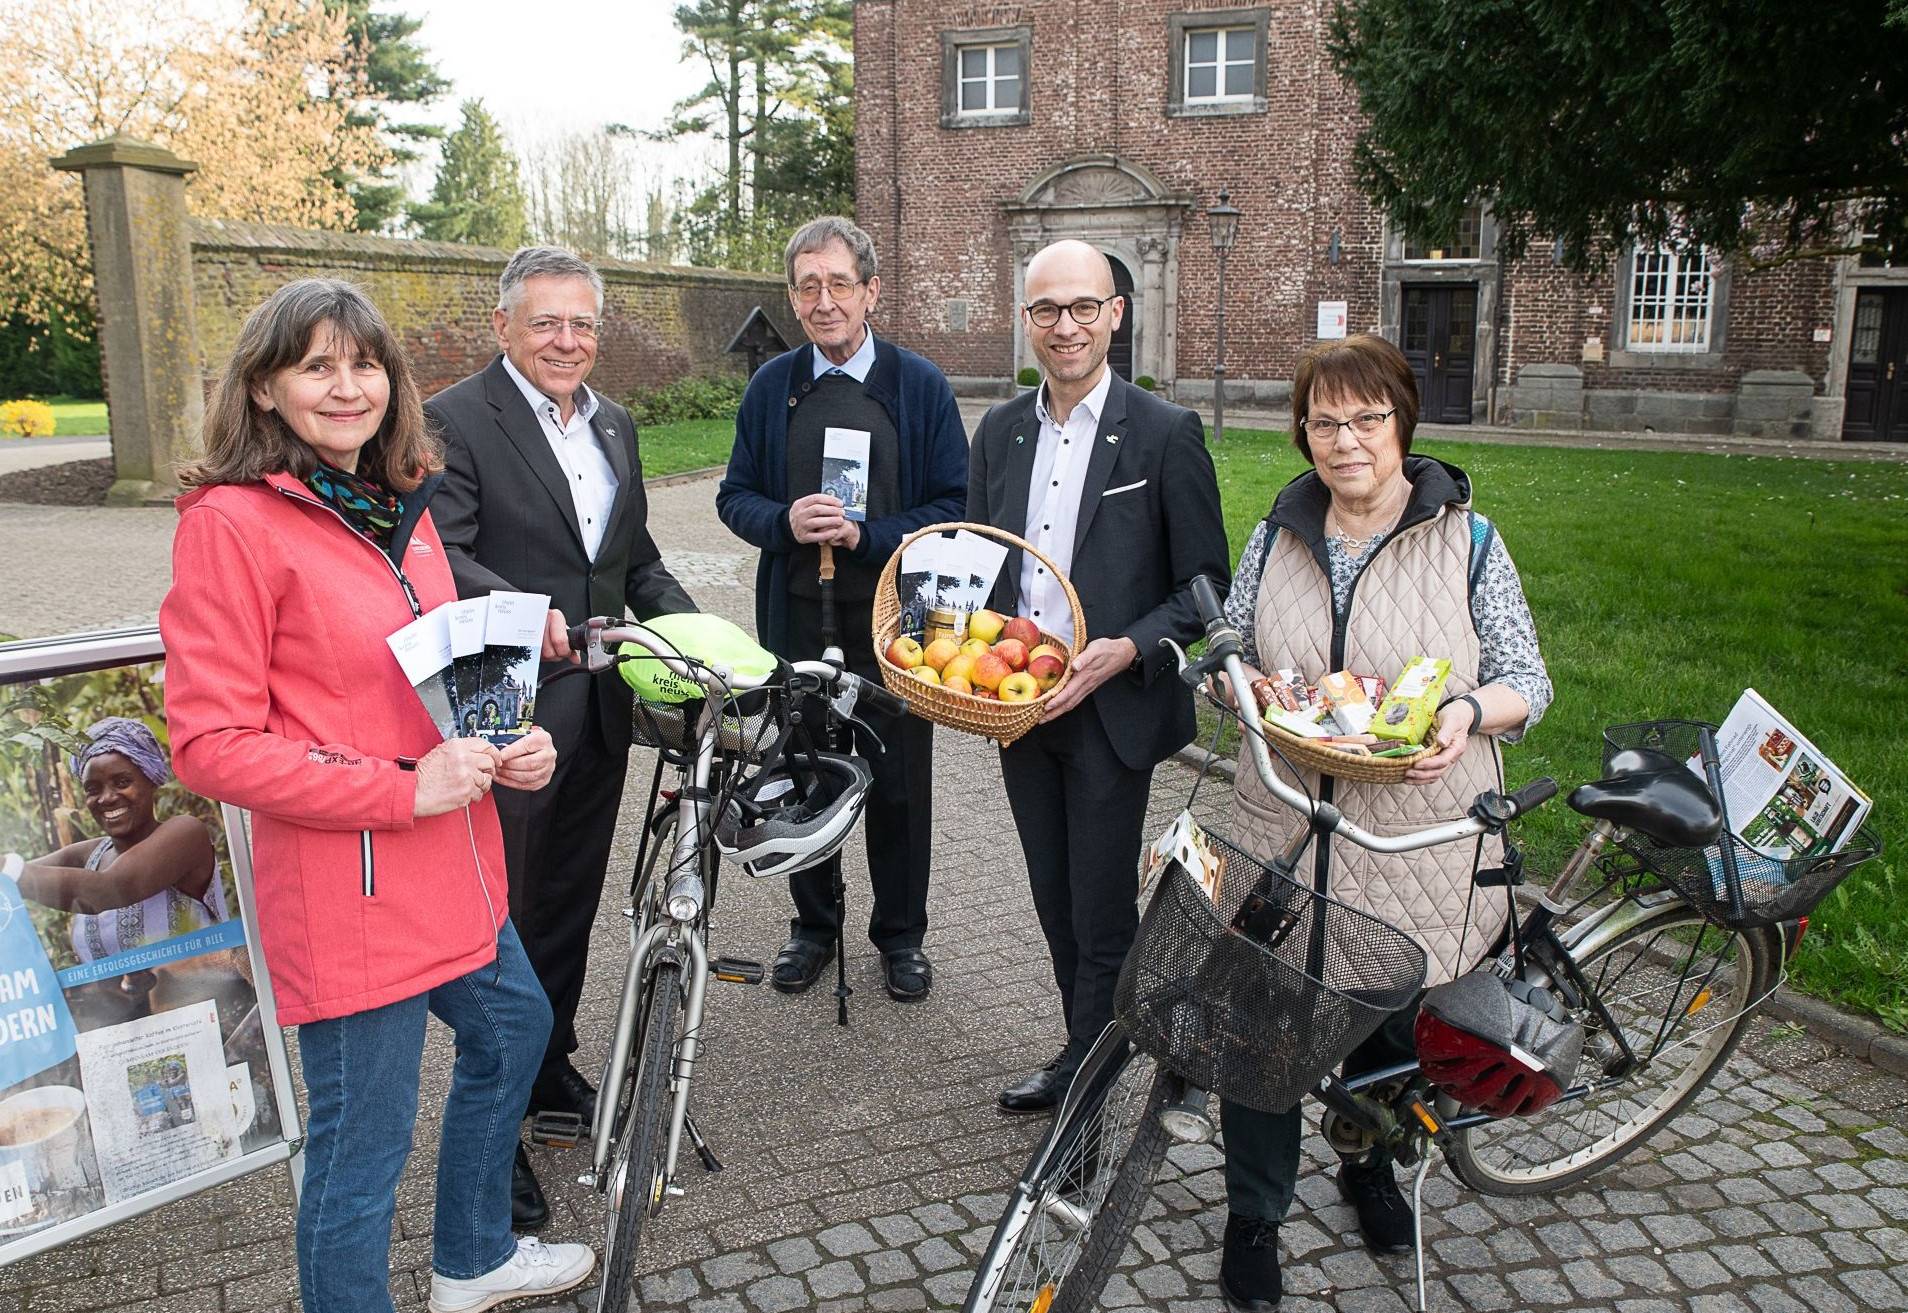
left=1607, top=349, right=1729, bottom=371
left=941, top=110, right=1031, bottom=130
left=1166, top=97, right=1266, bottom=119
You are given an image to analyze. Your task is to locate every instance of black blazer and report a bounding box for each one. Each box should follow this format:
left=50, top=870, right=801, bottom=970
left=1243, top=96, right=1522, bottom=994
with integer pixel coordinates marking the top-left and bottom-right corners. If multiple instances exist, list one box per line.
left=426, top=356, right=694, bottom=751
left=967, top=376, right=1230, bottom=771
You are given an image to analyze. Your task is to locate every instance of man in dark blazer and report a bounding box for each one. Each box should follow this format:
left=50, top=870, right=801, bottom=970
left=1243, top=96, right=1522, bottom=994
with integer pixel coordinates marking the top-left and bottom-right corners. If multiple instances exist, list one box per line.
left=967, top=239, right=1229, bottom=1114
left=427, top=246, right=695, bottom=1225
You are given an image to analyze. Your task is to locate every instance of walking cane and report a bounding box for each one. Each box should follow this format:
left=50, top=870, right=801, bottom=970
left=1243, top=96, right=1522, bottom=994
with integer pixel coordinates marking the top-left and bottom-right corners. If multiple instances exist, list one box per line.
left=818, top=541, right=852, bottom=1027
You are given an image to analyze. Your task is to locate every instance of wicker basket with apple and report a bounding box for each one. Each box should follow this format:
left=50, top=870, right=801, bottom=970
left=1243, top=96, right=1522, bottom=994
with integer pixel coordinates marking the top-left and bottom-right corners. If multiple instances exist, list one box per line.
left=873, top=522, right=1086, bottom=746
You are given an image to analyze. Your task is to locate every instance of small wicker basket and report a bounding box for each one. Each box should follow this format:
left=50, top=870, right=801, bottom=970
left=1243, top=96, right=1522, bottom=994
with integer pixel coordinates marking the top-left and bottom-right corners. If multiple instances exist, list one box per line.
left=872, top=522, right=1086, bottom=746
left=1258, top=717, right=1432, bottom=784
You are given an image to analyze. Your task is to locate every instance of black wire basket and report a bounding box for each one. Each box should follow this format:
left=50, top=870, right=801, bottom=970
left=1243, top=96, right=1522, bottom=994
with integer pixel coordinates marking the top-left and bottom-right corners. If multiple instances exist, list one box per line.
left=631, top=695, right=776, bottom=763
left=1114, top=830, right=1428, bottom=1114
left=1602, top=721, right=1883, bottom=931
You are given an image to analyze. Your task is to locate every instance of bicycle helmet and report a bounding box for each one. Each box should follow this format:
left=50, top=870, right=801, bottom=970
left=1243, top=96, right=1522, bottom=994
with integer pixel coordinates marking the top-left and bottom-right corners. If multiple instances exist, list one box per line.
left=617, top=613, right=777, bottom=705
left=1414, top=971, right=1585, bottom=1119
left=714, top=750, right=872, bottom=879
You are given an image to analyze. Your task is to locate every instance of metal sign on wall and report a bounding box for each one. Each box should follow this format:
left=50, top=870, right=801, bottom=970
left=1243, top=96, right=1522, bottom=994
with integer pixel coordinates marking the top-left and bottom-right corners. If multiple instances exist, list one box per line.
left=0, top=628, right=300, bottom=1267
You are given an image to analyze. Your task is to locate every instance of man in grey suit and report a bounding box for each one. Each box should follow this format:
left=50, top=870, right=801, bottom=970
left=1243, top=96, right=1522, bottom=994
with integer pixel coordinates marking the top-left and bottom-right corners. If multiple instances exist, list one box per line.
left=967, top=239, right=1229, bottom=1116
left=426, top=246, right=695, bottom=1226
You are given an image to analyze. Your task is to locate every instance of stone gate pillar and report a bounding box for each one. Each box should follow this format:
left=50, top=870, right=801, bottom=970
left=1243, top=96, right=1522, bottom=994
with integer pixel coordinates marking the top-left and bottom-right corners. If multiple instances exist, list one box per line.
left=52, top=138, right=202, bottom=505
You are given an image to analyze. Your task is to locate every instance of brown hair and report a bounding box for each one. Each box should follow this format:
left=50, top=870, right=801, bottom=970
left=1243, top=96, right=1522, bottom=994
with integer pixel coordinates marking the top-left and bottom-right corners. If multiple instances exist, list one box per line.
left=1289, top=333, right=1420, bottom=463
left=182, top=278, right=439, bottom=492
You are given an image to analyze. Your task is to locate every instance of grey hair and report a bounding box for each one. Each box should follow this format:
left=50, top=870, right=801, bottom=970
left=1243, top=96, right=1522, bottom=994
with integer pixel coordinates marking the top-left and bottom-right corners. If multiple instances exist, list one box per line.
left=498, top=246, right=605, bottom=316
left=784, top=217, right=879, bottom=286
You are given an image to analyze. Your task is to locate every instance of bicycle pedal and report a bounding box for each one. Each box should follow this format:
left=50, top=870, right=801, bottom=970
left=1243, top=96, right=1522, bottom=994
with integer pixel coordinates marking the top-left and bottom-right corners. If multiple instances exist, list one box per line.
left=711, top=956, right=765, bottom=985
left=527, top=1110, right=585, bottom=1149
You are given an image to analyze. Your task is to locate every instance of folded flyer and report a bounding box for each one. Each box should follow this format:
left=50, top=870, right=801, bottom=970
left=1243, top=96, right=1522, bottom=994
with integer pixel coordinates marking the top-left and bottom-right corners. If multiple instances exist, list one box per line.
left=444, top=597, right=488, bottom=735
left=822, top=427, right=872, bottom=522
left=385, top=606, right=458, bottom=740
left=475, top=591, right=549, bottom=745
left=1692, top=689, right=1872, bottom=862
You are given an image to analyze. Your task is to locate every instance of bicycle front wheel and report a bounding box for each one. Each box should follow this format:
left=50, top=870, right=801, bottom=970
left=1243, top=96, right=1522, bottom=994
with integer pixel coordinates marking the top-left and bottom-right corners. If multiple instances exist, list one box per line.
left=598, top=960, right=682, bottom=1312
left=1449, top=905, right=1780, bottom=1195
left=965, top=1042, right=1172, bottom=1313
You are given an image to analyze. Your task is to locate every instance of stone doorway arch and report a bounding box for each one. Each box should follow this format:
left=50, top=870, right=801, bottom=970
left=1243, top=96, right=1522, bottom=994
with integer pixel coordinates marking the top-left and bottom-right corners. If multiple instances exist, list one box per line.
left=1002, top=155, right=1193, bottom=389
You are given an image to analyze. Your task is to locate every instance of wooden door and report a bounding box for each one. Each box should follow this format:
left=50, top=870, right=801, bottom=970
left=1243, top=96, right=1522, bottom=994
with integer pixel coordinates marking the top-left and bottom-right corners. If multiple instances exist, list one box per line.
left=1106, top=253, right=1136, bottom=382
left=1844, top=288, right=1908, bottom=442
left=1401, top=284, right=1477, bottom=423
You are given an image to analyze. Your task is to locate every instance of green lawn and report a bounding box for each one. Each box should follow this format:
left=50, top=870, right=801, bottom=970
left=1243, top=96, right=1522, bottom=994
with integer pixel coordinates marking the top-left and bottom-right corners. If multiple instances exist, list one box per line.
left=638, top=418, right=736, bottom=478
left=1201, top=427, right=1908, bottom=1028
left=45, top=396, right=109, bottom=436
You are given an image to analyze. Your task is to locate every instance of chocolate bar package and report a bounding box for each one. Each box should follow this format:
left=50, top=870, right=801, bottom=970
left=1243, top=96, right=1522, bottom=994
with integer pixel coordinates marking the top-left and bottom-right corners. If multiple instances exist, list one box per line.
left=1371, top=656, right=1452, bottom=744
left=1318, top=670, right=1374, bottom=735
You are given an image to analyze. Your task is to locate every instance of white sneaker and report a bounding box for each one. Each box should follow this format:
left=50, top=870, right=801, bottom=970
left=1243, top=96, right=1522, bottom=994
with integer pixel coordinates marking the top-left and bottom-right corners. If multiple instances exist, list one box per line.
left=428, top=1236, right=596, bottom=1313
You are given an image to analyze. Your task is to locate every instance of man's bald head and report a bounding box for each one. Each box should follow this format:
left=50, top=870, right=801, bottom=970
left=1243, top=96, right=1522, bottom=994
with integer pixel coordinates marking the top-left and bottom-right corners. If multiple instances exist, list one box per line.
left=1024, top=240, right=1116, bottom=301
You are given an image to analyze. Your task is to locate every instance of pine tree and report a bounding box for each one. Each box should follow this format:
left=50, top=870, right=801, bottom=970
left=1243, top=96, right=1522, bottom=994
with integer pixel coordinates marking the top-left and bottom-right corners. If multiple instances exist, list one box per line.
left=412, top=100, right=528, bottom=249
left=324, top=0, right=449, bottom=232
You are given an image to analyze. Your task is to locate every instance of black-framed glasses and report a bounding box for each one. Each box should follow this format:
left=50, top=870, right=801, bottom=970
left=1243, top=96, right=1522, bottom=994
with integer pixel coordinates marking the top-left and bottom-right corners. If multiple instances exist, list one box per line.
left=1023, top=295, right=1118, bottom=329
left=792, top=276, right=865, bottom=305
left=1301, top=408, right=1397, bottom=441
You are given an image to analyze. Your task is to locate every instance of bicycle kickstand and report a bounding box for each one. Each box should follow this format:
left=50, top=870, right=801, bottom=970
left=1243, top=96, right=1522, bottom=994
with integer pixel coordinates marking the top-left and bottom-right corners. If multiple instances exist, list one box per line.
left=1410, top=1151, right=1432, bottom=1313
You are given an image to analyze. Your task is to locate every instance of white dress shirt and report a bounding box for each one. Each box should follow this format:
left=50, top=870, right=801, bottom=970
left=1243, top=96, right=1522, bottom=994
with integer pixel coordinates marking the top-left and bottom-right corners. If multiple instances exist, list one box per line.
left=501, top=354, right=620, bottom=562
left=1018, top=365, right=1114, bottom=646
left=812, top=328, right=877, bottom=382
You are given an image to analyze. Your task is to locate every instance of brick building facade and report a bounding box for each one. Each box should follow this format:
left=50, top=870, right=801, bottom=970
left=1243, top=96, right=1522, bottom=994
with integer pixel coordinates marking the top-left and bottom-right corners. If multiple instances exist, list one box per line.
left=854, top=0, right=1908, bottom=441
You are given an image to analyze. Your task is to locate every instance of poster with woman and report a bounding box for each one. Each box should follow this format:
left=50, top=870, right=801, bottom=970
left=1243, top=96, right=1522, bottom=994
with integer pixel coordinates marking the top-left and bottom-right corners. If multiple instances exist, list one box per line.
left=0, top=629, right=297, bottom=1264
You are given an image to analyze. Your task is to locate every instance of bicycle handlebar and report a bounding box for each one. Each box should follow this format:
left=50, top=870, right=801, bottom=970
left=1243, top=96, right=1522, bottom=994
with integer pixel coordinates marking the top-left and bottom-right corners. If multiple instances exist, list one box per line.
left=1178, top=574, right=1553, bottom=855
left=573, top=618, right=903, bottom=718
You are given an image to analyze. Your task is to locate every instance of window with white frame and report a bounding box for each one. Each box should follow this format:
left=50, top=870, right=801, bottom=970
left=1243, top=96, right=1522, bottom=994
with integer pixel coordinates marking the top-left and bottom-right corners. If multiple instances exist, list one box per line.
left=1183, top=26, right=1256, bottom=102
left=957, top=42, right=1022, bottom=115
left=1627, top=245, right=1715, bottom=352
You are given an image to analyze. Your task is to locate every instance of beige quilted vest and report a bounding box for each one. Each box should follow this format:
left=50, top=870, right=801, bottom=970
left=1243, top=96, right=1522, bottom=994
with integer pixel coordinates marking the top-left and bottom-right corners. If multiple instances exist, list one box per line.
left=1228, top=504, right=1508, bottom=984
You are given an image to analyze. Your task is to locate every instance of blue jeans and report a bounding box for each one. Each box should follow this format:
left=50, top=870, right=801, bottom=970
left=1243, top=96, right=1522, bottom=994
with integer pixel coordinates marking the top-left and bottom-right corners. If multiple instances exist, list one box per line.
left=295, top=920, right=552, bottom=1312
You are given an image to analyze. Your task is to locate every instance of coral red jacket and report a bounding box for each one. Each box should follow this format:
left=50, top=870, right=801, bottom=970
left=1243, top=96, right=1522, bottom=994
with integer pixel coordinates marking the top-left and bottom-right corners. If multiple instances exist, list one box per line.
left=160, top=471, right=509, bottom=1025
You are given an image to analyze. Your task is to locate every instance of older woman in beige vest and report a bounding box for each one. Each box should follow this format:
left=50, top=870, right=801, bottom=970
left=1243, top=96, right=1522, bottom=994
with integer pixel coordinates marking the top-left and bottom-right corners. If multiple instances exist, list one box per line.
left=1213, top=334, right=1552, bottom=1312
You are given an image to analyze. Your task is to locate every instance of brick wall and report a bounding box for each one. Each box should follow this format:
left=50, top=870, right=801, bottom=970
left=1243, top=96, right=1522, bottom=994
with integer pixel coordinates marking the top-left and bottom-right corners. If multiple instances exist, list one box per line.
left=189, top=219, right=799, bottom=400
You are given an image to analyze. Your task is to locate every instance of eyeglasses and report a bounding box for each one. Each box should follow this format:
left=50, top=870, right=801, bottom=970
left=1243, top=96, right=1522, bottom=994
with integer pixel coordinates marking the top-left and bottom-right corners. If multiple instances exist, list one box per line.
left=1302, top=408, right=1397, bottom=441
left=524, top=316, right=603, bottom=340
left=792, top=276, right=865, bottom=305
left=1024, top=296, right=1118, bottom=329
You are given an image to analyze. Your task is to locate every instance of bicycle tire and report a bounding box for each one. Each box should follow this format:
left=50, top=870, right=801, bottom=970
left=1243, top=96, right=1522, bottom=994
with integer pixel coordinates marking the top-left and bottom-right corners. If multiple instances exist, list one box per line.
left=963, top=1045, right=1171, bottom=1313
left=598, top=960, right=682, bottom=1312
left=1448, top=906, right=1779, bottom=1196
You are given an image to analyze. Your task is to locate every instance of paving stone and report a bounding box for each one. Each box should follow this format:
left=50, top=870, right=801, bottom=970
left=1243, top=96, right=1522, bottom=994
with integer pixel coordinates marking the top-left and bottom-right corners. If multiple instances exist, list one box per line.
left=910, top=1202, right=968, bottom=1236
left=869, top=1213, right=927, bottom=1248
left=637, top=1268, right=702, bottom=1304
left=1561, top=1259, right=1625, bottom=1299
left=1445, top=1272, right=1515, bottom=1310
left=1810, top=1191, right=1884, bottom=1229
left=764, top=1236, right=821, bottom=1275
left=744, top=1274, right=809, bottom=1313
left=910, top=1237, right=963, bottom=1274
left=921, top=1270, right=970, bottom=1307
left=808, top=1260, right=866, bottom=1299
left=1840, top=1268, right=1908, bottom=1310
left=816, top=1222, right=880, bottom=1258
left=702, top=1253, right=775, bottom=1291
left=1642, top=1211, right=1714, bottom=1247
left=1757, top=1233, right=1831, bottom=1273
left=1664, top=1248, right=1732, bottom=1288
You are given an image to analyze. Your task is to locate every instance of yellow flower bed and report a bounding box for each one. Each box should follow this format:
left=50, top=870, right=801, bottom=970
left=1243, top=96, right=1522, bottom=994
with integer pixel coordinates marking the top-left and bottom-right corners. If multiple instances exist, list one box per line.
left=0, top=400, right=57, bottom=438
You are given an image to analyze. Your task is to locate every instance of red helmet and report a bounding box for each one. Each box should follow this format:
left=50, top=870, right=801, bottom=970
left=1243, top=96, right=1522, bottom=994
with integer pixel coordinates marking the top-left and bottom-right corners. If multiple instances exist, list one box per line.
left=1414, top=972, right=1584, bottom=1119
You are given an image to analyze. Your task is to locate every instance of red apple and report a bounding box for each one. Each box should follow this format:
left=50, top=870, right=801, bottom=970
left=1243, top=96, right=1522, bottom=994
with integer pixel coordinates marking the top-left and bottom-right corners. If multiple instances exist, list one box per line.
left=973, top=686, right=998, bottom=700
left=885, top=636, right=923, bottom=670
left=972, top=652, right=1011, bottom=692
left=1002, top=616, right=1041, bottom=648
left=1028, top=652, right=1065, bottom=692
left=967, top=608, right=1006, bottom=644
left=943, top=673, right=974, bottom=695
left=999, top=671, right=1039, bottom=703
left=991, top=638, right=1029, bottom=672
left=1028, top=643, right=1067, bottom=667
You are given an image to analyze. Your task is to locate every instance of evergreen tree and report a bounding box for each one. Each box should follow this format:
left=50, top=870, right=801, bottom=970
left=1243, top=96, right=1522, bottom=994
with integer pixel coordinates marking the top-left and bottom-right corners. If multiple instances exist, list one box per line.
left=325, top=0, right=449, bottom=232
left=412, top=100, right=528, bottom=248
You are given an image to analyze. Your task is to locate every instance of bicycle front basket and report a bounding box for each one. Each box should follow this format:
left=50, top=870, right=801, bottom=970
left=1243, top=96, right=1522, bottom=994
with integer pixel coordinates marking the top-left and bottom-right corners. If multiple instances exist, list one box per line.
left=1601, top=721, right=1884, bottom=930
left=1114, top=831, right=1428, bottom=1115
left=630, top=696, right=776, bottom=763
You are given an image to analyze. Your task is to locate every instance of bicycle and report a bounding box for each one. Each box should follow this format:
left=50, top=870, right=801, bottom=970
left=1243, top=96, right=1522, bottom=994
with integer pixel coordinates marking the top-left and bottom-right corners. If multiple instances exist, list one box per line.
left=965, top=576, right=1881, bottom=1313
left=545, top=615, right=904, bottom=1313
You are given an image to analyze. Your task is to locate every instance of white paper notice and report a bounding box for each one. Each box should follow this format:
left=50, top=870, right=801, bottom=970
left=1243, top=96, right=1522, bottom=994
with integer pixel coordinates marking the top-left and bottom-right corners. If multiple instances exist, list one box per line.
left=1317, top=301, right=1348, bottom=340
left=385, top=606, right=458, bottom=740
left=73, top=1001, right=239, bottom=1205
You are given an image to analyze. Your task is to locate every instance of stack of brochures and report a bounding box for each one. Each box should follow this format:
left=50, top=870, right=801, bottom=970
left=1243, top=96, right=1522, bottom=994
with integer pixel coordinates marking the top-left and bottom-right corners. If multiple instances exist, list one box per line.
left=385, top=591, right=548, bottom=745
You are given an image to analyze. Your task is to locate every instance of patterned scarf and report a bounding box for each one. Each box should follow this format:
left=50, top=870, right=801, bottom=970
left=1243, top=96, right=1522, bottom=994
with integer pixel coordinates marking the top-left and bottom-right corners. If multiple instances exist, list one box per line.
left=304, top=460, right=403, bottom=549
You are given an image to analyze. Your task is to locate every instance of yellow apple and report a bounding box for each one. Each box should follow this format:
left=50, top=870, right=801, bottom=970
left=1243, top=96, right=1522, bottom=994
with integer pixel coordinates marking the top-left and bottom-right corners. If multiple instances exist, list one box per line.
left=972, top=652, right=1011, bottom=692
left=999, top=671, right=1039, bottom=703
left=967, top=608, right=1006, bottom=644
left=1028, top=643, right=1067, bottom=667
left=942, top=673, right=973, bottom=695
left=943, top=652, right=978, bottom=685
left=910, top=665, right=942, bottom=685
left=921, top=637, right=961, bottom=672
left=885, top=636, right=924, bottom=670
left=960, top=637, right=991, bottom=660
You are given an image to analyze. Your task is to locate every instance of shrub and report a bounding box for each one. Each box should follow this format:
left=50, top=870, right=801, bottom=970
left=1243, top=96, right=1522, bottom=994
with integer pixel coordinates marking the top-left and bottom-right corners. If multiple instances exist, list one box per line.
left=0, top=400, right=56, bottom=438
left=625, top=374, right=749, bottom=428
left=1134, top=374, right=1157, bottom=392
left=1016, top=366, right=1039, bottom=388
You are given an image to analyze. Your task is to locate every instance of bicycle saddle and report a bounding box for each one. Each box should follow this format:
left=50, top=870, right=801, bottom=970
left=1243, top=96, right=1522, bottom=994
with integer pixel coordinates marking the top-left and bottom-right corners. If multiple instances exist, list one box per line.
left=1567, top=761, right=1723, bottom=849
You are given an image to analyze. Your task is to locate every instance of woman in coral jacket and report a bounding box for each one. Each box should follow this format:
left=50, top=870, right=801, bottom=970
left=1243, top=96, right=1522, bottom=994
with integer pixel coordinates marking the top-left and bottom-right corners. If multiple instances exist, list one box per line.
left=159, top=279, right=592, bottom=1313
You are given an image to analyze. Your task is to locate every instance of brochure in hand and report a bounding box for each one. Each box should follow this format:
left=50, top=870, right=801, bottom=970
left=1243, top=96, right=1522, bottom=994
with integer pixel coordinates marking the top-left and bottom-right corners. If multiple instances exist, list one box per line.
left=385, top=591, right=550, bottom=745
left=822, top=427, right=872, bottom=522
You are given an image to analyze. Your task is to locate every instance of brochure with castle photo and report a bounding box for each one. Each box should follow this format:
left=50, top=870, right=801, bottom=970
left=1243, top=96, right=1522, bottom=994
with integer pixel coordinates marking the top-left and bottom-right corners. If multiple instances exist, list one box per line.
left=822, top=427, right=872, bottom=522
left=474, top=591, right=548, bottom=746
left=1693, top=689, right=1872, bottom=861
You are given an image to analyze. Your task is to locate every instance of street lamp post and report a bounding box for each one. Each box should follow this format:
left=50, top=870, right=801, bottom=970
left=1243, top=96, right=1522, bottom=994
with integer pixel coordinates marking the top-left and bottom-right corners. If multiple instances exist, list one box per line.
left=1207, top=188, right=1241, bottom=443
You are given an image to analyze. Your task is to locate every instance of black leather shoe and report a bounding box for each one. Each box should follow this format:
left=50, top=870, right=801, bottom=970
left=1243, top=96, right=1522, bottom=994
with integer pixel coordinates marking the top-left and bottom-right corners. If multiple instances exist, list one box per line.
left=512, top=1143, right=549, bottom=1231
left=1219, top=1214, right=1282, bottom=1311
left=997, top=1050, right=1077, bottom=1116
left=1338, top=1152, right=1415, bottom=1252
left=882, top=947, right=932, bottom=1002
left=527, top=1060, right=598, bottom=1128
left=771, top=936, right=834, bottom=994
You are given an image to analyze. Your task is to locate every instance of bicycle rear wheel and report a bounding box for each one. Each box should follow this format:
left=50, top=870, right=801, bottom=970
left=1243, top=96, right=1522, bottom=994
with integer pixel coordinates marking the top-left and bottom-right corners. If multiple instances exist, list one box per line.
left=1449, top=905, right=1779, bottom=1195
left=964, top=1039, right=1172, bottom=1313
left=598, top=960, right=682, bottom=1312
